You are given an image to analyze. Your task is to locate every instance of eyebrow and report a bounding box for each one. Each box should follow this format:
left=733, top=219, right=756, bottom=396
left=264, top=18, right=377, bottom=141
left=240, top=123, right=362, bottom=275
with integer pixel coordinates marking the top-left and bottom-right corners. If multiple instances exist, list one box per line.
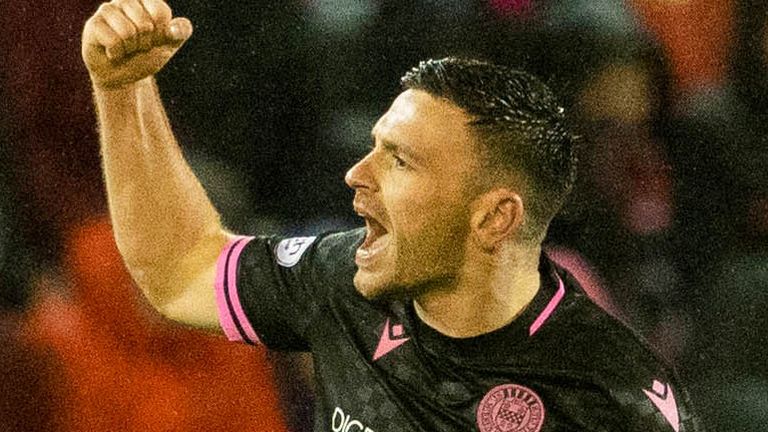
left=371, top=132, right=423, bottom=165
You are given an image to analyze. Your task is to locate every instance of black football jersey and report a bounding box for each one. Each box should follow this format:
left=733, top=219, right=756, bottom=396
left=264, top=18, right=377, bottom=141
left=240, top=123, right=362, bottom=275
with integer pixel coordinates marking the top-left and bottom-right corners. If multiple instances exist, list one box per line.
left=215, top=228, right=702, bottom=432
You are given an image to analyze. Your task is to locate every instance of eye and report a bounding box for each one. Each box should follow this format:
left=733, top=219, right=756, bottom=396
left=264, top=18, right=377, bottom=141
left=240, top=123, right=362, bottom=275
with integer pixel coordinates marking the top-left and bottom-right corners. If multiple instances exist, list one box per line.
left=392, top=154, right=408, bottom=170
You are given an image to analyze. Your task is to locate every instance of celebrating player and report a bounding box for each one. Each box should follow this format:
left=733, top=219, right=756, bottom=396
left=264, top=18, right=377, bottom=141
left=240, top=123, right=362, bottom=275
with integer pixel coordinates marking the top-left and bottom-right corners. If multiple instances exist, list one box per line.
left=82, top=1, right=701, bottom=430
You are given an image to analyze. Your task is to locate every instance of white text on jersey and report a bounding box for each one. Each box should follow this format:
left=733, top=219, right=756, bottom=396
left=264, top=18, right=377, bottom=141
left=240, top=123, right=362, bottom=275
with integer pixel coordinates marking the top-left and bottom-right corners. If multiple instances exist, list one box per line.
left=332, top=406, right=376, bottom=432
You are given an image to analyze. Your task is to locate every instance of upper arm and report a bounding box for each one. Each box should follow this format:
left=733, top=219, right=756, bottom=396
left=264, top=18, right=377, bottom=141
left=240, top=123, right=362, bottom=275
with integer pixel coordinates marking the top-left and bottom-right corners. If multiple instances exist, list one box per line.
left=140, top=229, right=234, bottom=331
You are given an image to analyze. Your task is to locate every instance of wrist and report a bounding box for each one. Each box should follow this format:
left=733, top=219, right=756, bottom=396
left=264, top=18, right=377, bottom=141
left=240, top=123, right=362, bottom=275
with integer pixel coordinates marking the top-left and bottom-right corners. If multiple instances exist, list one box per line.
left=92, top=76, right=154, bottom=93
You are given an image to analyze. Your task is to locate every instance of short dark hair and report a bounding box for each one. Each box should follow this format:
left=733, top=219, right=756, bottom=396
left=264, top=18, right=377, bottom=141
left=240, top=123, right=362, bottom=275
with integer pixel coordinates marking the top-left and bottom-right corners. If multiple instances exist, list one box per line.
left=401, top=57, right=578, bottom=242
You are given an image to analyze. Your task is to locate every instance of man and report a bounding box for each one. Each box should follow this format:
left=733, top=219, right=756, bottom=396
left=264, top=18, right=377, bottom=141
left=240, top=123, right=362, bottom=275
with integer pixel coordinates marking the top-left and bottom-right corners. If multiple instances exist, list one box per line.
left=82, top=1, right=701, bottom=430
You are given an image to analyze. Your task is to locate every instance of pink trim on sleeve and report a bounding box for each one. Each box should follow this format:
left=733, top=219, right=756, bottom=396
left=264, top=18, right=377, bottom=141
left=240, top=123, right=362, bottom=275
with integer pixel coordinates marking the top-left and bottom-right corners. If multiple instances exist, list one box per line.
left=529, top=275, right=566, bottom=337
left=215, top=237, right=241, bottom=341
left=215, top=236, right=261, bottom=344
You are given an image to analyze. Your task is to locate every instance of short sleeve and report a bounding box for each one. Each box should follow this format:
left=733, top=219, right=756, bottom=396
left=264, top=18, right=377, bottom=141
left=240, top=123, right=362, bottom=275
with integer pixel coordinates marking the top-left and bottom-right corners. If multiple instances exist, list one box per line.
left=214, top=229, right=363, bottom=351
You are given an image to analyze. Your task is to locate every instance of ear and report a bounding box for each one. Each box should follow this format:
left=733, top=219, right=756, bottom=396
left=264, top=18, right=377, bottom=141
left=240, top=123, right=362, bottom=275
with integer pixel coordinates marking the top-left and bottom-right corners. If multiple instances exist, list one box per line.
left=470, top=188, right=525, bottom=251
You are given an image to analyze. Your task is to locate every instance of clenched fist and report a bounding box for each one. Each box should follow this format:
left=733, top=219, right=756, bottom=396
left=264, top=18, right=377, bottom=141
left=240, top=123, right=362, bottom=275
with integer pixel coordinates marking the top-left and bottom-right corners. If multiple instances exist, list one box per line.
left=82, top=0, right=192, bottom=89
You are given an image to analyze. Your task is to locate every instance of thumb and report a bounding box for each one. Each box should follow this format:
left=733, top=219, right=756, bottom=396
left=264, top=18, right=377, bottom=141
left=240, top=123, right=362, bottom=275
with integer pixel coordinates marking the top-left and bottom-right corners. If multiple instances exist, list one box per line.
left=165, top=17, right=193, bottom=45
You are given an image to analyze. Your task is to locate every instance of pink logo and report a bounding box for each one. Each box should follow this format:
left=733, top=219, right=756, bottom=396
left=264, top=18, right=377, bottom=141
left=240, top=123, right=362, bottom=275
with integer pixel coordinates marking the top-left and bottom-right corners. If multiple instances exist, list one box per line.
left=477, top=384, right=545, bottom=432
left=372, top=318, right=410, bottom=361
left=643, top=380, right=680, bottom=432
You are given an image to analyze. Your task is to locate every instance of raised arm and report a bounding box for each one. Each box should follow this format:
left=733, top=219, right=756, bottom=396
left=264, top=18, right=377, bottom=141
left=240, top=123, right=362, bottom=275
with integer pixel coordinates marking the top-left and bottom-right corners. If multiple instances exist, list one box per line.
left=82, top=0, right=230, bottom=329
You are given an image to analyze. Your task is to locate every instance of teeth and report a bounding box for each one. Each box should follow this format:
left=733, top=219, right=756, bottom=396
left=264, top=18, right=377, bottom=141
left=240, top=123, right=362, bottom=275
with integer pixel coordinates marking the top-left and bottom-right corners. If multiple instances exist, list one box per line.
left=357, top=215, right=390, bottom=266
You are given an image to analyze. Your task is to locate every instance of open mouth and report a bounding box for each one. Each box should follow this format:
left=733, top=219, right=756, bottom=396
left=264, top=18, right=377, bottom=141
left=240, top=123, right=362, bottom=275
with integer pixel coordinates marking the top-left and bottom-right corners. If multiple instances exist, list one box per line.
left=357, top=215, right=390, bottom=264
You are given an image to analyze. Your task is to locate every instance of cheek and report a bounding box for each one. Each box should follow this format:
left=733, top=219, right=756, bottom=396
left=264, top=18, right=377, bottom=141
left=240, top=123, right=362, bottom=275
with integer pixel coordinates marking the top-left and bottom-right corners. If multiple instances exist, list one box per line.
left=387, top=184, right=443, bottom=236
left=391, top=193, right=470, bottom=259
left=382, top=173, right=471, bottom=247
left=392, top=214, right=469, bottom=284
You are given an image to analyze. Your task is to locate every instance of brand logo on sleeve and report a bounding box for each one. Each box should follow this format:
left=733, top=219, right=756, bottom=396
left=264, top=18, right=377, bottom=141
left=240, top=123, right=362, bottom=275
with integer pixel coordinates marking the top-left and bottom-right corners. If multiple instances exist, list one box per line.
left=477, top=384, right=545, bottom=432
left=275, top=236, right=317, bottom=267
left=372, top=318, right=410, bottom=361
left=643, top=379, right=680, bottom=432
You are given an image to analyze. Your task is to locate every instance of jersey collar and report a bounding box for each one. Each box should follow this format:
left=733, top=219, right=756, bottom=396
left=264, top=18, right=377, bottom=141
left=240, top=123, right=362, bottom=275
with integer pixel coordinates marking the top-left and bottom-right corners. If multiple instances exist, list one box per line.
left=405, top=254, right=568, bottom=363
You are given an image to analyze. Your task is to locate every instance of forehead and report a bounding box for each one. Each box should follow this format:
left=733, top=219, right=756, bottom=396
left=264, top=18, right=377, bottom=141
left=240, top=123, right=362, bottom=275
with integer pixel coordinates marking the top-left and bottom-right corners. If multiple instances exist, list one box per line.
left=372, top=90, right=476, bottom=164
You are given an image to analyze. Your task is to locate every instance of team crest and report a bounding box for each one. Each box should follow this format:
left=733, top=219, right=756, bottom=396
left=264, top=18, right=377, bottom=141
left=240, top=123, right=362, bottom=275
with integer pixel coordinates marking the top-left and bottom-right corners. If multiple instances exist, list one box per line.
left=476, top=384, right=545, bottom=432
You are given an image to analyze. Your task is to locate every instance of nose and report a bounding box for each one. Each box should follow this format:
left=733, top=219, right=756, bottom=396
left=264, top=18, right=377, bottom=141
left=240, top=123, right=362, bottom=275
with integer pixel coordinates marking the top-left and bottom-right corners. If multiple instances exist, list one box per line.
left=345, top=152, right=376, bottom=191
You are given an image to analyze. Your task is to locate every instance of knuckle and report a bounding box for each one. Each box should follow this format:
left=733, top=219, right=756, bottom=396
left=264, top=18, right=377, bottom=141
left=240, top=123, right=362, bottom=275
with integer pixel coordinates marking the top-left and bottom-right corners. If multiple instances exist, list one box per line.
left=121, top=0, right=138, bottom=14
left=92, top=16, right=111, bottom=37
left=84, top=15, right=97, bottom=29
left=128, top=0, right=146, bottom=11
left=96, top=3, right=111, bottom=14
left=125, top=3, right=155, bottom=31
left=141, top=0, right=158, bottom=17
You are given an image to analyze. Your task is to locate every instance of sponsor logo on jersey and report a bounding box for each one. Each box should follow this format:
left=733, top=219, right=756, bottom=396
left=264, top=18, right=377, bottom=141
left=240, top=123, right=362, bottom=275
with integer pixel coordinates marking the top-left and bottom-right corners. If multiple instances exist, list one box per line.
left=275, top=236, right=317, bottom=267
left=643, top=379, right=680, bottom=432
left=332, top=406, right=376, bottom=432
left=372, top=318, right=410, bottom=361
left=476, top=383, right=545, bottom=432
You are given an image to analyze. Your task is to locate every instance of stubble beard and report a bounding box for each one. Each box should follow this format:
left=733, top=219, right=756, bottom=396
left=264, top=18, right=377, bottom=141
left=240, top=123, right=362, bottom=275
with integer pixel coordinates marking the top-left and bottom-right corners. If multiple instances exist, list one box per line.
left=354, top=268, right=458, bottom=302
left=354, top=231, right=467, bottom=302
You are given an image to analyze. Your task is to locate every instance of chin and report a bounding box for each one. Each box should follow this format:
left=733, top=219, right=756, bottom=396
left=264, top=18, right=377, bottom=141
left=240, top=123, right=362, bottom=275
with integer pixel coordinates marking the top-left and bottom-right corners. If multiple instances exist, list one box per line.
left=353, top=269, right=408, bottom=301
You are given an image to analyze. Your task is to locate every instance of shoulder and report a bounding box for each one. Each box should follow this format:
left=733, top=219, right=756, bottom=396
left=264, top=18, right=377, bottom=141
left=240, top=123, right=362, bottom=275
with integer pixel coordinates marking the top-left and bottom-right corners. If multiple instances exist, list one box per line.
left=539, top=267, right=701, bottom=430
left=305, top=228, right=364, bottom=280
left=244, top=228, right=363, bottom=273
left=312, top=228, right=365, bottom=260
left=541, top=264, right=671, bottom=380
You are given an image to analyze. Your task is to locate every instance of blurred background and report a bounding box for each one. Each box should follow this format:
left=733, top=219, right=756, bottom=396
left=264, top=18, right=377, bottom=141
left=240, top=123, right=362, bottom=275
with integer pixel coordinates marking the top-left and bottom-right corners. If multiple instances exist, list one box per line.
left=1, top=0, right=766, bottom=430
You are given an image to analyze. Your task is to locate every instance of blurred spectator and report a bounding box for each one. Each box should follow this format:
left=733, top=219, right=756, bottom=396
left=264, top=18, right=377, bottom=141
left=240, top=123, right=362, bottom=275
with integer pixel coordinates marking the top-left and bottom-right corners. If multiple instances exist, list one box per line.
left=0, top=115, right=23, bottom=308
left=670, top=0, right=768, bottom=268
left=668, top=1, right=768, bottom=429
left=630, top=0, right=734, bottom=94
left=1, top=85, right=61, bottom=432
left=0, top=311, right=63, bottom=431
left=509, top=14, right=692, bottom=362
left=0, top=0, right=106, bottom=251
left=23, top=217, right=290, bottom=431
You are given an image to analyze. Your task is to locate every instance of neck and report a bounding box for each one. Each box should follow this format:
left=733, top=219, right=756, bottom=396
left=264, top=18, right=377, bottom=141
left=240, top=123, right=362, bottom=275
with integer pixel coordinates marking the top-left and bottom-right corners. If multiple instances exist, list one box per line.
left=413, top=243, right=541, bottom=338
